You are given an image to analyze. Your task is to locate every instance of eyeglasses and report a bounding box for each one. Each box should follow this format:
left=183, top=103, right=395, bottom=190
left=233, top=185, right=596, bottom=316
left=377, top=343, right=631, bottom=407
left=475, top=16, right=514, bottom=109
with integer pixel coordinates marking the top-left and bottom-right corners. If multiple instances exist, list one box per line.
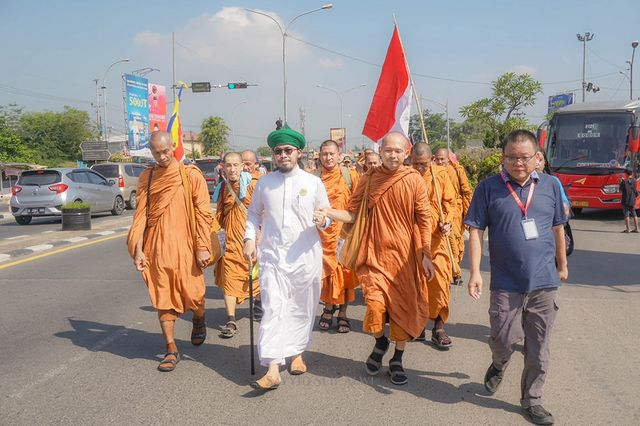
left=273, top=147, right=297, bottom=156
left=504, top=155, right=536, bottom=164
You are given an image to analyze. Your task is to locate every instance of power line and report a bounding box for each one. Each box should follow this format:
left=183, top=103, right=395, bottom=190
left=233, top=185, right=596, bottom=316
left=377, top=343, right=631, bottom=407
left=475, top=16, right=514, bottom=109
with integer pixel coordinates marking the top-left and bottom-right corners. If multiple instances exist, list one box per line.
left=0, top=84, right=91, bottom=105
left=587, top=47, right=625, bottom=72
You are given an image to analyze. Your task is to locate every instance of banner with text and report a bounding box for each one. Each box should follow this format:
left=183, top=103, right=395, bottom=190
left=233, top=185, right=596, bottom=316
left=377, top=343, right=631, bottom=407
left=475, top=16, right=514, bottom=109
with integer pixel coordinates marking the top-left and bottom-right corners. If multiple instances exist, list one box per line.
left=148, top=83, right=167, bottom=133
left=125, top=73, right=150, bottom=153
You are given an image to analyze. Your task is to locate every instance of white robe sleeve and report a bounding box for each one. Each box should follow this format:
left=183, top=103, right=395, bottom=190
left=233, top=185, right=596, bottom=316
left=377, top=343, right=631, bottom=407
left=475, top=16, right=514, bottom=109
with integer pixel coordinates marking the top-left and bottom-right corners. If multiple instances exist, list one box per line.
left=244, top=179, right=263, bottom=241
left=315, top=177, right=332, bottom=229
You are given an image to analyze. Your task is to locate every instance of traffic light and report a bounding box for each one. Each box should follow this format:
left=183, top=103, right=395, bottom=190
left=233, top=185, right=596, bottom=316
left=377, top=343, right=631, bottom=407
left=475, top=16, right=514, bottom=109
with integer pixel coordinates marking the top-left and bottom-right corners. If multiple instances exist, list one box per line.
left=227, top=82, right=248, bottom=89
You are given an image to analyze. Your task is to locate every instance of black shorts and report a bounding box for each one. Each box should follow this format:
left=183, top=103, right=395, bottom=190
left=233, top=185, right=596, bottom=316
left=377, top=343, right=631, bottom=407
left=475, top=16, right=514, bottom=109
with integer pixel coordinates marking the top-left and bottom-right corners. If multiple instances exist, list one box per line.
left=622, top=205, right=637, bottom=218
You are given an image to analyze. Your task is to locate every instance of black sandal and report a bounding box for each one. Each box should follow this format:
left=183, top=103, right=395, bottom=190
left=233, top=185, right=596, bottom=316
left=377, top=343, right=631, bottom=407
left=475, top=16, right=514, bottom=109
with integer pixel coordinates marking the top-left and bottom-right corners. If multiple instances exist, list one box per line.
left=158, top=351, right=180, bottom=372
left=388, top=360, right=408, bottom=385
left=191, top=316, right=207, bottom=346
left=431, top=328, right=453, bottom=350
left=365, top=341, right=389, bottom=376
left=336, top=316, right=351, bottom=333
left=318, top=307, right=335, bottom=331
left=219, top=320, right=238, bottom=338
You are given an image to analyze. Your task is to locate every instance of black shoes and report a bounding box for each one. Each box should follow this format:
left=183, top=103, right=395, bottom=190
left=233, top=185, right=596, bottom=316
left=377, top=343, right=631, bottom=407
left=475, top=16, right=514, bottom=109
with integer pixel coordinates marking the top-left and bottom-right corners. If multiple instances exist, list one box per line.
left=484, top=363, right=504, bottom=394
left=523, top=405, right=555, bottom=425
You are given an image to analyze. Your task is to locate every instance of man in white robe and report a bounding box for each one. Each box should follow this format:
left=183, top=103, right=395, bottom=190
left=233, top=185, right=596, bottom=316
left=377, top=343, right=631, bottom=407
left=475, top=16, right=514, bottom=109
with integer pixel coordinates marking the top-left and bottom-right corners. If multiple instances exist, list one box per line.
left=243, top=126, right=331, bottom=390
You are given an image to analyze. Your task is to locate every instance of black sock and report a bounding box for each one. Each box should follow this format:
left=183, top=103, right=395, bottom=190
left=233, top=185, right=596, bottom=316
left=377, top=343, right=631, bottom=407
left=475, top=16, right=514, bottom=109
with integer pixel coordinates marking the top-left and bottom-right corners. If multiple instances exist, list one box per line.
left=227, top=315, right=236, bottom=322
left=390, top=348, right=404, bottom=364
left=375, top=335, right=389, bottom=351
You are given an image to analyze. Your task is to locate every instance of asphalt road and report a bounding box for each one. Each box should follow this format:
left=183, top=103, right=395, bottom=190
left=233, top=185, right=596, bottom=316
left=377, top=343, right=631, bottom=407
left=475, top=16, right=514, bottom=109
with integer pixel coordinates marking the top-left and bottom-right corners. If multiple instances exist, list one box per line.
left=0, top=209, right=638, bottom=425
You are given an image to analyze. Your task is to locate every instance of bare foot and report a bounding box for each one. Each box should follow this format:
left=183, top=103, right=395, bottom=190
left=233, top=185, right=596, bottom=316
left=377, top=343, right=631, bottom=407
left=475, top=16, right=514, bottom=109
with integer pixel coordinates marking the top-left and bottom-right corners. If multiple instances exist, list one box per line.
left=290, top=355, right=307, bottom=375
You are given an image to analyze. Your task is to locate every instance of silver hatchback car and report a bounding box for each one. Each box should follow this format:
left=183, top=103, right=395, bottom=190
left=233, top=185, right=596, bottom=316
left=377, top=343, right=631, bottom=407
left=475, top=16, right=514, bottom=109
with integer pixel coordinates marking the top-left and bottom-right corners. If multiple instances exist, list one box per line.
left=10, top=168, right=126, bottom=225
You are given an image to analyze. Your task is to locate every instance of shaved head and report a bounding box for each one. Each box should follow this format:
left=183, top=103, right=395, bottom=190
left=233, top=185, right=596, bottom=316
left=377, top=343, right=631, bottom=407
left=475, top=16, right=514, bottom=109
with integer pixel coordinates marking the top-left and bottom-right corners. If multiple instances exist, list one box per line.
left=433, top=147, right=450, bottom=167
left=379, top=132, right=410, bottom=171
left=412, top=142, right=432, bottom=157
left=223, top=152, right=243, bottom=183
left=223, top=152, right=242, bottom=163
left=380, top=131, right=410, bottom=150
left=411, top=142, right=432, bottom=175
left=365, top=152, right=381, bottom=169
left=149, top=131, right=175, bottom=167
left=241, top=149, right=259, bottom=173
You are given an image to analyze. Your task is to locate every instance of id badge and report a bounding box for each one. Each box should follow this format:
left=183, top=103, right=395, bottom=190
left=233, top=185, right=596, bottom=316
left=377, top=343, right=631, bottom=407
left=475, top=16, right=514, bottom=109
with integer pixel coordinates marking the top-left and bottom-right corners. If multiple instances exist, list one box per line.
left=521, top=218, right=539, bottom=240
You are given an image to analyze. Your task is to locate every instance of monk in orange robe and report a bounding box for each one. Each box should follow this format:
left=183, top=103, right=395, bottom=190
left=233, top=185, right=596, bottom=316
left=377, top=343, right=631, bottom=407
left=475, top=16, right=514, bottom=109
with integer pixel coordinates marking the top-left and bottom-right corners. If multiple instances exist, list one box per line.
left=326, top=131, right=435, bottom=386
left=316, top=140, right=359, bottom=333
left=412, top=143, right=458, bottom=349
left=241, top=149, right=264, bottom=179
left=434, top=148, right=473, bottom=279
left=127, top=131, right=215, bottom=372
left=215, top=152, right=260, bottom=338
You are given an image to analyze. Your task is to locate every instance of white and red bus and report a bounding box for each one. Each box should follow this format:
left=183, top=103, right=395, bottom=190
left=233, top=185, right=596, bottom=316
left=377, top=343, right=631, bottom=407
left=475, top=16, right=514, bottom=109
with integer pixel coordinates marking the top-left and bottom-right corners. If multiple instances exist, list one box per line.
left=538, top=100, right=640, bottom=214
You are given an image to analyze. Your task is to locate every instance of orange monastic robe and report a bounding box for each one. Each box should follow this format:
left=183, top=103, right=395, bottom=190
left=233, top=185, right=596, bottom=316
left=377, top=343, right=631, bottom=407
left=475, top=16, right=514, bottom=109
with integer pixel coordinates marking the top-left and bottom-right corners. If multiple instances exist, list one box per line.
left=421, top=166, right=457, bottom=322
left=446, top=163, right=473, bottom=265
left=319, top=166, right=359, bottom=305
left=215, top=172, right=260, bottom=302
left=127, top=161, right=215, bottom=315
left=348, top=165, right=432, bottom=339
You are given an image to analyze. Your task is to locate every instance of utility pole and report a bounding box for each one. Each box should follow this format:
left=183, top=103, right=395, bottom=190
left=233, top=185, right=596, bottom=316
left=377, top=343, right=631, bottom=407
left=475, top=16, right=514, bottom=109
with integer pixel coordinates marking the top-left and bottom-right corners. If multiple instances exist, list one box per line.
left=630, top=41, right=639, bottom=100
left=577, top=32, right=594, bottom=102
left=93, top=79, right=101, bottom=137
left=172, top=32, right=176, bottom=103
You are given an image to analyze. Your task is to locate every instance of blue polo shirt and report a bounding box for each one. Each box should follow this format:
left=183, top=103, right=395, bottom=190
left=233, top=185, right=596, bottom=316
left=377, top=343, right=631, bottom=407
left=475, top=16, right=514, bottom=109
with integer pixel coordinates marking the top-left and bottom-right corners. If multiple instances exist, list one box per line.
left=464, top=171, right=567, bottom=293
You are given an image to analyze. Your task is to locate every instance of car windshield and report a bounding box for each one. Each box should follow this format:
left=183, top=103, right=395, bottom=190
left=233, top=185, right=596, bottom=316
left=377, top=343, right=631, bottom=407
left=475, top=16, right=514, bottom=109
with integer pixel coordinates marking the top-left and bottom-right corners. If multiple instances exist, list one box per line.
left=92, top=164, right=119, bottom=178
left=18, top=170, right=61, bottom=185
left=196, top=161, right=218, bottom=177
left=548, top=112, right=632, bottom=172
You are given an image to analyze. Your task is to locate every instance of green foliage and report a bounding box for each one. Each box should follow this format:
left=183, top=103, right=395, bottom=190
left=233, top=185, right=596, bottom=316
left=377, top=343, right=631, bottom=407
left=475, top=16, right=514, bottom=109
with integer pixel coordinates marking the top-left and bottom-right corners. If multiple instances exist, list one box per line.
left=460, top=72, right=542, bottom=148
left=409, top=109, right=447, bottom=144
left=0, top=116, right=34, bottom=163
left=458, top=149, right=502, bottom=188
left=61, top=201, right=91, bottom=210
left=19, top=106, right=95, bottom=165
left=109, top=151, right=130, bottom=162
left=199, top=116, right=230, bottom=156
left=256, top=146, right=272, bottom=157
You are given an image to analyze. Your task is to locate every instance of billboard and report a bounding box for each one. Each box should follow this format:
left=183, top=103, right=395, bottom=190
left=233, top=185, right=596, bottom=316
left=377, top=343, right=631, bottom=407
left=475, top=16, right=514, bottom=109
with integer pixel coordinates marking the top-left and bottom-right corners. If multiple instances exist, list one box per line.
left=125, top=73, right=149, bottom=152
left=330, top=128, right=347, bottom=153
left=148, top=83, right=167, bottom=133
left=548, top=93, right=574, bottom=114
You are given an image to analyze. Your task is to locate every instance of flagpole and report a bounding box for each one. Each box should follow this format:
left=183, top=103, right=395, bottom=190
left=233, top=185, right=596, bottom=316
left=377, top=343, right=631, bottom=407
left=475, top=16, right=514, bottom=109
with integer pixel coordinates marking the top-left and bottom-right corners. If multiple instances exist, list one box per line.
left=393, top=17, right=461, bottom=285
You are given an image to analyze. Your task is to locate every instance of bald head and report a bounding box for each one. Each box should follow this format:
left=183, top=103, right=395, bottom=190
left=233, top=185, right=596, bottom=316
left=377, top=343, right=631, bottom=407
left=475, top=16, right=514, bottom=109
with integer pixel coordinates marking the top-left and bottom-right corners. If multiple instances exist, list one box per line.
left=411, top=142, right=432, bottom=175
left=223, top=152, right=243, bottom=183
left=241, top=149, right=259, bottom=173
left=149, top=131, right=175, bottom=167
left=365, top=152, right=381, bottom=169
left=223, top=152, right=242, bottom=163
left=379, top=132, right=409, bottom=171
left=434, top=147, right=451, bottom=167
left=412, top=142, right=432, bottom=158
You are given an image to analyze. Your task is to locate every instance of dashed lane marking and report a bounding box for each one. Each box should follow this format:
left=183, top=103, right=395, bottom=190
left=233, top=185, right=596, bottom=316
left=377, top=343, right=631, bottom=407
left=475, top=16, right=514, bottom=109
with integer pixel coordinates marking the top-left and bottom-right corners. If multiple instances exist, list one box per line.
left=63, top=236, right=89, bottom=243
left=24, top=244, right=53, bottom=252
left=6, top=235, right=28, bottom=240
left=0, top=254, right=10, bottom=262
left=94, top=231, right=115, bottom=236
left=0, top=233, right=126, bottom=270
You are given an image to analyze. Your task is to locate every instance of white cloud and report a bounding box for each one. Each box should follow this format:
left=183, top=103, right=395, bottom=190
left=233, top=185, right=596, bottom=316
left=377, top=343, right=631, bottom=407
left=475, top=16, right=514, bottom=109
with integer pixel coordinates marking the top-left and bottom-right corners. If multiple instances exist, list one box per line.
left=511, top=64, right=537, bottom=76
left=133, top=31, right=164, bottom=47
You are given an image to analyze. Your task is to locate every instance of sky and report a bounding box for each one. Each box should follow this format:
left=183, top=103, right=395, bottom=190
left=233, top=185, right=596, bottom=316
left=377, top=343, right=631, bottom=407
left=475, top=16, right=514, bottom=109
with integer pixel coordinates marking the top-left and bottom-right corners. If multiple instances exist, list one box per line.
left=1, top=0, right=639, bottom=151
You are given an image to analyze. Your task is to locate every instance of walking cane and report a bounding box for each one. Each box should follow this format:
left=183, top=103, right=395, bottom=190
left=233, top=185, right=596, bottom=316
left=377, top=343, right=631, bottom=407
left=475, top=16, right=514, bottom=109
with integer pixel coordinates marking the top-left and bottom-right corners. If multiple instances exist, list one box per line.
left=248, top=261, right=256, bottom=376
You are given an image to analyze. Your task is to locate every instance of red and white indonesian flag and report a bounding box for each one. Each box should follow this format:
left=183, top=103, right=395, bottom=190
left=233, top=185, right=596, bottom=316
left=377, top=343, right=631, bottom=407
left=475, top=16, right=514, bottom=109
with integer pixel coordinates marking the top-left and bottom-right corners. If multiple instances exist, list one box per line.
left=362, top=25, right=412, bottom=142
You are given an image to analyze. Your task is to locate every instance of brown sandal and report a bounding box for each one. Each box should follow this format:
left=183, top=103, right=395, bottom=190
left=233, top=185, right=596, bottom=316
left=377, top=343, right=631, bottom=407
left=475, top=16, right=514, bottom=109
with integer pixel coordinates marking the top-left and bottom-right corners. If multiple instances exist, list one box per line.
left=158, top=351, right=180, bottom=372
left=431, top=328, right=453, bottom=350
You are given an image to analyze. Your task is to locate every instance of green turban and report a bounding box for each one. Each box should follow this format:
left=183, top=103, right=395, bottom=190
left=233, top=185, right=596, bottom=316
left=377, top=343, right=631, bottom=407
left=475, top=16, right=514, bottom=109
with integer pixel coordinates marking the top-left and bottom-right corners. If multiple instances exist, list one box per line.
left=267, top=126, right=306, bottom=150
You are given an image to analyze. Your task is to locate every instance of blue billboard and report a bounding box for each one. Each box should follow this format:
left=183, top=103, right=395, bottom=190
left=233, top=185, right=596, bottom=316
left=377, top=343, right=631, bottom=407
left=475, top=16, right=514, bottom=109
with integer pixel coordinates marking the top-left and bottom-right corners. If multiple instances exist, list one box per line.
left=125, top=74, right=149, bottom=151
left=548, top=93, right=574, bottom=114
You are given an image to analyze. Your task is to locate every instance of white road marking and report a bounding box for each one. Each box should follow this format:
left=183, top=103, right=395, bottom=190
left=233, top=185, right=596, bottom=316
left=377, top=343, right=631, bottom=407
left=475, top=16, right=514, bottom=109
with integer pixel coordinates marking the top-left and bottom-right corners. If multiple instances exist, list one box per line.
left=63, top=237, right=88, bottom=243
left=24, top=244, right=53, bottom=252
left=6, top=235, right=28, bottom=240
left=42, top=230, right=54, bottom=234
left=94, top=230, right=115, bottom=236
left=0, top=254, right=10, bottom=262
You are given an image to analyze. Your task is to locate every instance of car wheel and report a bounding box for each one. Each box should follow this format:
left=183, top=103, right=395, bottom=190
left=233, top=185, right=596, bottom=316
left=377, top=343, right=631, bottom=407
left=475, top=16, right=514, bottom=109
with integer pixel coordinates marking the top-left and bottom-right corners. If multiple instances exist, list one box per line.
left=127, top=191, right=137, bottom=210
left=111, top=196, right=125, bottom=216
left=15, top=215, right=32, bottom=225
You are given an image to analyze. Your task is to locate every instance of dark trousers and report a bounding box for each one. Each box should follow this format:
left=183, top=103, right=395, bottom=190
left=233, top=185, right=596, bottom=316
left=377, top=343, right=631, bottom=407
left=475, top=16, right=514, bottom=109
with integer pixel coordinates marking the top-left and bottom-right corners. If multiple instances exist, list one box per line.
left=488, top=288, right=559, bottom=408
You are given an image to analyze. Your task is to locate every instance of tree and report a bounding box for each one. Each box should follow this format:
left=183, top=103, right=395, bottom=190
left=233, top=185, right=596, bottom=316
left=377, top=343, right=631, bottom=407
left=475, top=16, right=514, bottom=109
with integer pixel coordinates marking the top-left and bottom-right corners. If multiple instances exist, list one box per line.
left=199, top=116, right=230, bottom=156
left=409, top=109, right=447, bottom=144
left=19, top=106, right=95, bottom=164
left=0, top=116, right=33, bottom=163
left=256, top=146, right=271, bottom=157
left=460, top=72, right=542, bottom=148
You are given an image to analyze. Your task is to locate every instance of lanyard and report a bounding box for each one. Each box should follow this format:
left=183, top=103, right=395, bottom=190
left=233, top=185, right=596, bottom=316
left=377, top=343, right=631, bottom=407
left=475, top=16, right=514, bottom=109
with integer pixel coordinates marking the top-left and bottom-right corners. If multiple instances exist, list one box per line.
left=500, top=170, right=535, bottom=218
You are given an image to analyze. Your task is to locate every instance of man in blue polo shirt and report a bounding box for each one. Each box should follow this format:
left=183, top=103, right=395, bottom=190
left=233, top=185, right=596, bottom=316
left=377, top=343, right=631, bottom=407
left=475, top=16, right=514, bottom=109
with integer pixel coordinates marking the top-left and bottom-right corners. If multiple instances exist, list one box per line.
left=465, top=129, right=568, bottom=425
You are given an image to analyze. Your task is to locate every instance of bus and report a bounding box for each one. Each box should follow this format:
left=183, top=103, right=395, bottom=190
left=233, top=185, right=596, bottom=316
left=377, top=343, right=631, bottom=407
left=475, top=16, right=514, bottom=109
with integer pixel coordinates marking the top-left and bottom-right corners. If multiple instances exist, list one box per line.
left=538, top=100, right=640, bottom=214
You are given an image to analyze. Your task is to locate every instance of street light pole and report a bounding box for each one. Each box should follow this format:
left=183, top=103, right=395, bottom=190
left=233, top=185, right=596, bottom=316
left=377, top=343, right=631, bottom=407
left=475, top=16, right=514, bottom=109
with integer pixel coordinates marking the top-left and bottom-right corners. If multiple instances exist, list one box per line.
left=630, top=41, right=639, bottom=100
left=316, top=83, right=366, bottom=152
left=230, top=100, right=248, bottom=149
left=246, top=4, right=332, bottom=125
left=577, top=32, right=594, bottom=102
left=101, top=58, right=130, bottom=141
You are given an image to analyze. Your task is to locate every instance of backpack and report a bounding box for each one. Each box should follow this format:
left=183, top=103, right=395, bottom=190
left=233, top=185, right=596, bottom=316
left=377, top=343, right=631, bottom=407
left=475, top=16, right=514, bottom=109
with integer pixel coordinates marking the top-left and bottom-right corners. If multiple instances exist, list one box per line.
left=314, top=166, right=352, bottom=191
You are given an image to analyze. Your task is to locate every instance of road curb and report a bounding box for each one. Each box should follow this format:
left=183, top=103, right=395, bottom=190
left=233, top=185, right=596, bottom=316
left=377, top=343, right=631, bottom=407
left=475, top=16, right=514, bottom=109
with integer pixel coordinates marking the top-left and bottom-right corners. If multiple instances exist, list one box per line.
left=0, top=227, right=130, bottom=262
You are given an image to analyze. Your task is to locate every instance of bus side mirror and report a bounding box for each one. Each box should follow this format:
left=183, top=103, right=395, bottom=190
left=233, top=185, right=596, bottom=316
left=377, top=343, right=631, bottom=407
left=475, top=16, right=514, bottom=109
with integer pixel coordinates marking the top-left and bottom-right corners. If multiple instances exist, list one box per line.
left=628, top=126, right=640, bottom=153
left=537, top=122, right=549, bottom=150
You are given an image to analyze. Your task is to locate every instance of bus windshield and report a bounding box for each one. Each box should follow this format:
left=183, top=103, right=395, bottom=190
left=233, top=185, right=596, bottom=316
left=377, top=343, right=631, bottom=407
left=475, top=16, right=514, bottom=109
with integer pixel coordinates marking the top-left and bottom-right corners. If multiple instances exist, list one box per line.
left=548, top=112, right=632, bottom=173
